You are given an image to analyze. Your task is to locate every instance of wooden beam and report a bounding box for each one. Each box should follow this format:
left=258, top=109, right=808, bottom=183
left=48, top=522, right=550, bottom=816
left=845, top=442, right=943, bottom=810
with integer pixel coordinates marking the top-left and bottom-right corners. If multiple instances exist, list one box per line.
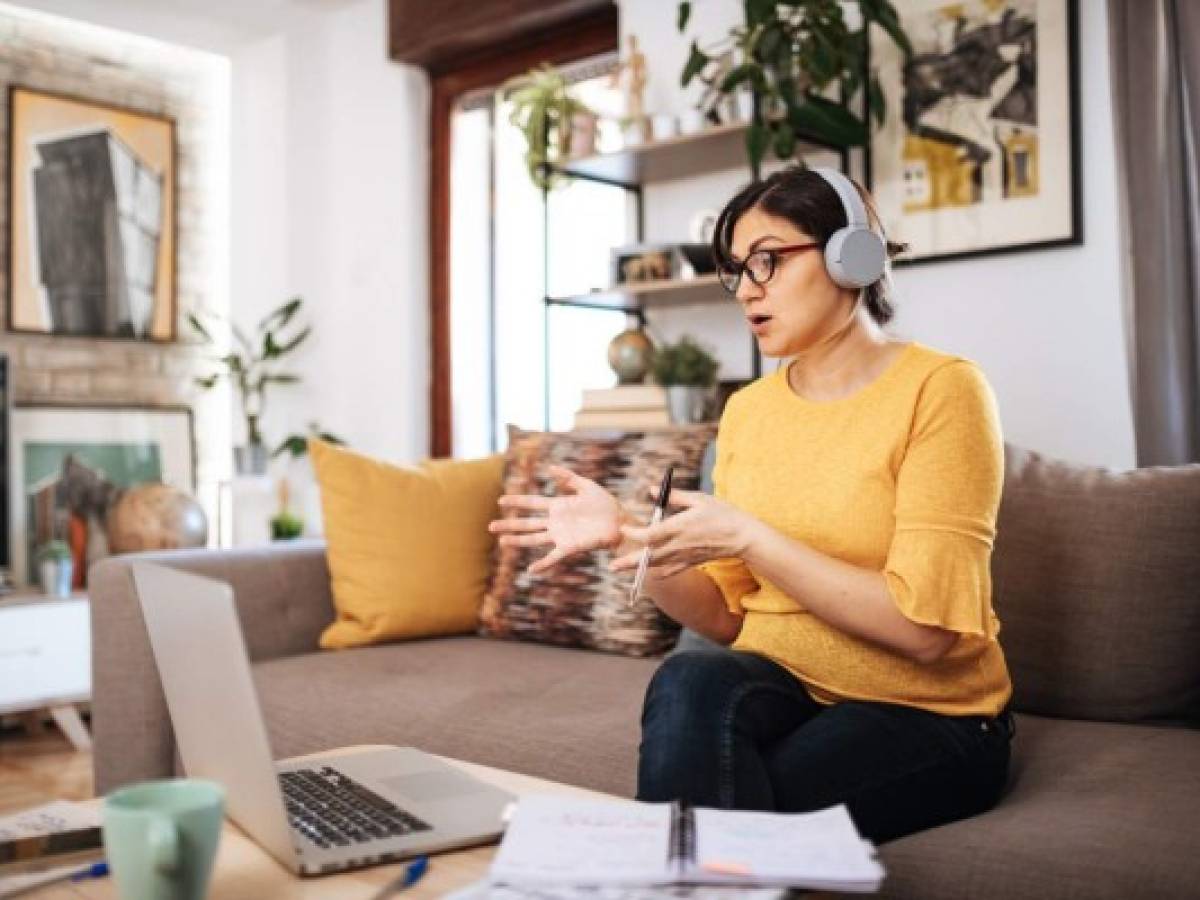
left=391, top=0, right=614, bottom=72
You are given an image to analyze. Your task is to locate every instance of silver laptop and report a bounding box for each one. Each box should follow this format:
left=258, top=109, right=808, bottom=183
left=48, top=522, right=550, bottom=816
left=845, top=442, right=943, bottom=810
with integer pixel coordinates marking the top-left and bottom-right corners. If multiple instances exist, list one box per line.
left=132, top=562, right=514, bottom=876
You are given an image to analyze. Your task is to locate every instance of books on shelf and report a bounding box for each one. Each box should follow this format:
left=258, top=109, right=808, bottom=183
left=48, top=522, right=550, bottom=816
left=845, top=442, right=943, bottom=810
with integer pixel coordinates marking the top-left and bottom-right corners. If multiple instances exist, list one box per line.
left=581, top=385, right=667, bottom=411
left=574, top=384, right=672, bottom=430
left=574, top=409, right=672, bottom=430
left=486, top=795, right=885, bottom=893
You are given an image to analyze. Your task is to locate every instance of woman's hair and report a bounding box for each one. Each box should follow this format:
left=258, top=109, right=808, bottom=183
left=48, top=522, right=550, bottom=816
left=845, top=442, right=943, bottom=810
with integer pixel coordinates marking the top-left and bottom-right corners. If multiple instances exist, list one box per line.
left=711, top=165, right=908, bottom=326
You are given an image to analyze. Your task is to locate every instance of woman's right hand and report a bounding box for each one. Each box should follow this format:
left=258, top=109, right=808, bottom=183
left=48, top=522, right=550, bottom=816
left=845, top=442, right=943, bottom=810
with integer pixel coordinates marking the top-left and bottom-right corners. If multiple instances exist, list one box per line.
left=488, top=465, right=627, bottom=575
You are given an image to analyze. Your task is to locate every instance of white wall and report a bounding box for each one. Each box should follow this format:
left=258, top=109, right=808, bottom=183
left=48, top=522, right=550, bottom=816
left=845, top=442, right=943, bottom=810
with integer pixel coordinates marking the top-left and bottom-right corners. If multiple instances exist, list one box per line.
left=618, top=0, right=1135, bottom=469
left=231, top=0, right=431, bottom=467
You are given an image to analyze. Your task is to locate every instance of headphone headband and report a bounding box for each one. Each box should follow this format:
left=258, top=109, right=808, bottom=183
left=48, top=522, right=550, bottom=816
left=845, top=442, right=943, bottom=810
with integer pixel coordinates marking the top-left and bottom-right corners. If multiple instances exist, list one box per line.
left=811, top=166, right=870, bottom=231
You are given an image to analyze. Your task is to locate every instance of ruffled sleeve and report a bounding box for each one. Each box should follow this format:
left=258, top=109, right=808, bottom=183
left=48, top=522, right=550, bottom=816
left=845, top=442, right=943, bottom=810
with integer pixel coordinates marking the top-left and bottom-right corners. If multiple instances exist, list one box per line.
left=696, top=397, right=757, bottom=615
left=883, top=361, right=1004, bottom=638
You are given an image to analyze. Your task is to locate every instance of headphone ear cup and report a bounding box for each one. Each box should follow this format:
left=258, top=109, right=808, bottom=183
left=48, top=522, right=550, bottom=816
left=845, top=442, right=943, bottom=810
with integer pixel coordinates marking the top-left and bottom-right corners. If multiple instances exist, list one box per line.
left=824, top=227, right=887, bottom=289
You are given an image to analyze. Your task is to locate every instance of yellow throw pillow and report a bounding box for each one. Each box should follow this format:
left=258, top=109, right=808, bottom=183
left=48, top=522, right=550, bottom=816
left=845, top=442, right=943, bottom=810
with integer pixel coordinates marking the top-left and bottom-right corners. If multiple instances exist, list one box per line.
left=310, top=439, right=504, bottom=650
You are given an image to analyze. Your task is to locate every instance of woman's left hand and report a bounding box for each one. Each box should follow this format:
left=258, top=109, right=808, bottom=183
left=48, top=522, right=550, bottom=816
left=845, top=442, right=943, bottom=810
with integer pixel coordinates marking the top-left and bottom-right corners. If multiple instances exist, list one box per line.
left=609, top=489, right=756, bottom=579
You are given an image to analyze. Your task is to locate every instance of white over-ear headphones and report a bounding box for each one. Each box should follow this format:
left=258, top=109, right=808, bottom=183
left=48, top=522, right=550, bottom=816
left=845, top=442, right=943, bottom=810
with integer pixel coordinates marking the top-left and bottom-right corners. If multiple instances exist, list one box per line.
left=810, top=167, right=887, bottom=289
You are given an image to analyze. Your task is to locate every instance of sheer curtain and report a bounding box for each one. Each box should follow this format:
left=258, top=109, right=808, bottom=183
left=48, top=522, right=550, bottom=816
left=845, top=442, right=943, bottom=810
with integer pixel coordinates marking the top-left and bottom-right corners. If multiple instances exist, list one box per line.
left=1108, top=0, right=1200, bottom=465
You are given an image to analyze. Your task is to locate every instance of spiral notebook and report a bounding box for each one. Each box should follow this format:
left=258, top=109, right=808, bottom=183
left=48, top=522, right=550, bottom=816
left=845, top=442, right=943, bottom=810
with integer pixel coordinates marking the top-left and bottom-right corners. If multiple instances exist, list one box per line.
left=488, top=796, right=884, bottom=893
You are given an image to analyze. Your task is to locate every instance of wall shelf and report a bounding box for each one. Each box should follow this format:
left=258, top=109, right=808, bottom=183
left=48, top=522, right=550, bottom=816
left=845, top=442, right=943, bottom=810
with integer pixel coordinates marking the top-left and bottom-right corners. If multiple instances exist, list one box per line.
left=554, top=122, right=839, bottom=187
left=548, top=274, right=724, bottom=314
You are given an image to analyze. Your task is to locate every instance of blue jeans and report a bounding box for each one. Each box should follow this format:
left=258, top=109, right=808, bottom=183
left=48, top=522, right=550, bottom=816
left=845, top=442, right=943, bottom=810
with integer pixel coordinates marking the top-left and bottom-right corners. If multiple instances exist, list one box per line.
left=637, top=650, right=1013, bottom=844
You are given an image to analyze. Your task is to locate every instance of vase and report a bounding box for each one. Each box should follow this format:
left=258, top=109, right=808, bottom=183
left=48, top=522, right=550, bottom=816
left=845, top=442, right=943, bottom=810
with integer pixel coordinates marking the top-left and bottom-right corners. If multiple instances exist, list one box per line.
left=234, top=443, right=269, bottom=477
left=607, top=327, right=655, bottom=385
left=40, top=558, right=73, bottom=598
left=568, top=111, right=598, bottom=157
left=666, top=386, right=712, bottom=424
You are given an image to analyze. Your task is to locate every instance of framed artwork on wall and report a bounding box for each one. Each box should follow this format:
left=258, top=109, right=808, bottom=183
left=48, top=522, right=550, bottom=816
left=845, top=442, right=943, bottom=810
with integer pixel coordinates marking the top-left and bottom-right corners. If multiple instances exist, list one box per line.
left=867, top=0, right=1080, bottom=264
left=6, top=85, right=177, bottom=340
left=9, top=404, right=195, bottom=588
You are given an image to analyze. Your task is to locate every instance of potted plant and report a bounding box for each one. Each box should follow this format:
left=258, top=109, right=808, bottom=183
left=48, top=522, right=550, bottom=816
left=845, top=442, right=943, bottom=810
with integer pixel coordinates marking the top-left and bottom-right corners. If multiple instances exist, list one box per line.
left=270, top=479, right=305, bottom=541
left=188, top=298, right=312, bottom=477
left=651, top=335, right=720, bottom=424
left=676, top=0, right=913, bottom=179
left=502, top=63, right=596, bottom=190
left=36, top=539, right=73, bottom=597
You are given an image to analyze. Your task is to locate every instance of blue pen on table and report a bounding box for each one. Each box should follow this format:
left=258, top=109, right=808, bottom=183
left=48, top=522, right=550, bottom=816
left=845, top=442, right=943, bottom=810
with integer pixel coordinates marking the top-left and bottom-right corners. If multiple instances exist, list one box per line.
left=12, top=859, right=108, bottom=895
left=368, top=855, right=428, bottom=899
left=628, top=466, right=674, bottom=606
left=70, top=861, right=109, bottom=882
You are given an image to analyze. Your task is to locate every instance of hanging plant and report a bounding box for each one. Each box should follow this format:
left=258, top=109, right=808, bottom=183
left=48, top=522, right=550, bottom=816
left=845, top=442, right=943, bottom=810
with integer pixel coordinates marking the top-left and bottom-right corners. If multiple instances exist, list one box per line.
left=502, top=63, right=595, bottom=191
left=677, top=0, right=913, bottom=179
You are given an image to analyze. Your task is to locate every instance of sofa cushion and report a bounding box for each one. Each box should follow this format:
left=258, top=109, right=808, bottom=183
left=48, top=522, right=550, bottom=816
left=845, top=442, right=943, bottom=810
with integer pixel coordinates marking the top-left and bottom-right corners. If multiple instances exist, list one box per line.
left=310, top=440, right=504, bottom=650
left=866, top=715, right=1200, bottom=900
left=251, top=636, right=660, bottom=797
left=480, top=424, right=715, bottom=657
left=992, top=446, right=1200, bottom=723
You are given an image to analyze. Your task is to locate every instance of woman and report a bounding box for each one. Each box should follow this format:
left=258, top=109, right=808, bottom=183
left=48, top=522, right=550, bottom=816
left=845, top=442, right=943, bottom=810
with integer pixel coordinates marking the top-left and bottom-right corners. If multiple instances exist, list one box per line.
left=488, top=165, right=1014, bottom=844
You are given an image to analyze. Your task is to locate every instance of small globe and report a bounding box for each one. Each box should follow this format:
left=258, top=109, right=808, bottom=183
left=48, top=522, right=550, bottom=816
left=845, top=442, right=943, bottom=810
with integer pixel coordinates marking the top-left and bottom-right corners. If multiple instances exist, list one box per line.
left=107, top=483, right=209, bottom=554
left=607, top=327, right=655, bottom=385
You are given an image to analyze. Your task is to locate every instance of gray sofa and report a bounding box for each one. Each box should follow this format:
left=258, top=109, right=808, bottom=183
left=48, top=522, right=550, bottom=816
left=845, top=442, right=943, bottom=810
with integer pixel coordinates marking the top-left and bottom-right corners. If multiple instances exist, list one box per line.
left=90, top=445, right=1200, bottom=899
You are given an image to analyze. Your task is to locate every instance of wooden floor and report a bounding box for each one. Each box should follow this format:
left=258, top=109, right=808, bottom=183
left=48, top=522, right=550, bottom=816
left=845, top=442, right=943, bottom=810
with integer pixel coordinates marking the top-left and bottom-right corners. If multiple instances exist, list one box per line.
left=0, top=719, right=93, bottom=815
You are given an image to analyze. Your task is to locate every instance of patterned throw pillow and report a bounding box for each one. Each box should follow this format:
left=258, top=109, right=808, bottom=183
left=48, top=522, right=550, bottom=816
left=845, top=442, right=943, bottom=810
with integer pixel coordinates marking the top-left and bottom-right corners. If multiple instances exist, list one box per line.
left=480, top=424, right=718, bottom=657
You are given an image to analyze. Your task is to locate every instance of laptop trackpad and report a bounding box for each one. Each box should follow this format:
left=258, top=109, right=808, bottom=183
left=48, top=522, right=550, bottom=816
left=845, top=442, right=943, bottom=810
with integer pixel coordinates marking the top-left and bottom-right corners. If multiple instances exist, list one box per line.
left=379, top=770, right=487, bottom=802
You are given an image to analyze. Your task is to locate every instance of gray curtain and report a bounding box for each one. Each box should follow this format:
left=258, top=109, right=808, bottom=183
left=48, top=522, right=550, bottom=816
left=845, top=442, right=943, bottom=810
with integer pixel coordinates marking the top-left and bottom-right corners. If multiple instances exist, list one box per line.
left=1108, top=0, right=1200, bottom=465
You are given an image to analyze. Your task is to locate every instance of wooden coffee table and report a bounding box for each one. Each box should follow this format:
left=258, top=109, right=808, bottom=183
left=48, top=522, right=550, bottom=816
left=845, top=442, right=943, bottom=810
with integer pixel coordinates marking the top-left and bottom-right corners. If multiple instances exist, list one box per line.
left=39, top=748, right=612, bottom=899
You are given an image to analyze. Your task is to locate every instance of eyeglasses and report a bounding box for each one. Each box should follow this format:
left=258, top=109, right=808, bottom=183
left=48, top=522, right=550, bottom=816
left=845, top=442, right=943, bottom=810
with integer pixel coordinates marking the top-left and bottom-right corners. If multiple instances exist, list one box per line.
left=717, top=243, right=822, bottom=294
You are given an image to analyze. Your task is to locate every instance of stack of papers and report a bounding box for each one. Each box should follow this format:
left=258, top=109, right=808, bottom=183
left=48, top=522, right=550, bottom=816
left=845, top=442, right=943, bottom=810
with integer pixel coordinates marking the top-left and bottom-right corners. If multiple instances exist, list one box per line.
left=0, top=801, right=103, bottom=898
left=484, top=795, right=884, bottom=894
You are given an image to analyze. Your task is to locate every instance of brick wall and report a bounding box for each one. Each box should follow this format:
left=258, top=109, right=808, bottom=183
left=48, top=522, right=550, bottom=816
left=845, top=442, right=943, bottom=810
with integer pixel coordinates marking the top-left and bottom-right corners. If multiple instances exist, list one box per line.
left=0, top=7, right=231, bottom=543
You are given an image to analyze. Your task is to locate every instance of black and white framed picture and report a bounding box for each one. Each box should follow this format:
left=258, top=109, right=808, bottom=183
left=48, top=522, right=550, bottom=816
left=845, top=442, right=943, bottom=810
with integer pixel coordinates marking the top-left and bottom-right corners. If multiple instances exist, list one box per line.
left=867, top=0, right=1080, bottom=264
left=6, top=86, right=177, bottom=340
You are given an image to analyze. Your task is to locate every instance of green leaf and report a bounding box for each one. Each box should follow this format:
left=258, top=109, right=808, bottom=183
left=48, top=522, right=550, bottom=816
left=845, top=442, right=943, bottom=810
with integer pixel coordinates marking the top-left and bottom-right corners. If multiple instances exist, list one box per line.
left=259, top=296, right=302, bottom=332
left=220, top=353, right=245, bottom=374
left=677, top=1, right=691, bottom=32
left=262, top=373, right=301, bottom=384
left=746, top=122, right=770, bottom=178
left=186, top=312, right=213, bottom=343
left=720, top=62, right=760, bottom=93
left=194, top=374, right=221, bottom=389
left=681, top=41, right=709, bottom=87
left=772, top=121, right=796, bottom=160
left=868, top=76, right=886, bottom=127
left=746, top=0, right=776, bottom=27
left=868, top=1, right=913, bottom=58
left=788, top=95, right=867, bottom=148
left=316, top=431, right=346, bottom=446
left=752, top=21, right=776, bottom=61
left=275, top=326, right=311, bottom=357
left=272, top=435, right=308, bottom=459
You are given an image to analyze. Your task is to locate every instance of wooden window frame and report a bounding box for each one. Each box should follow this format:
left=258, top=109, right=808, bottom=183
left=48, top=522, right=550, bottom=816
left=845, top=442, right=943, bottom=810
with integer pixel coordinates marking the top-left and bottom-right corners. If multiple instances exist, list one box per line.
left=429, top=7, right=618, bottom=458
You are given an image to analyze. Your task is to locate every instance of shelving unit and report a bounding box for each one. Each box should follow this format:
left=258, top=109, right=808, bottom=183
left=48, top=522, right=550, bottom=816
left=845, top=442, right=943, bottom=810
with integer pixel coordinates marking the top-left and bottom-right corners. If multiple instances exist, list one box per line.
left=540, top=121, right=849, bottom=429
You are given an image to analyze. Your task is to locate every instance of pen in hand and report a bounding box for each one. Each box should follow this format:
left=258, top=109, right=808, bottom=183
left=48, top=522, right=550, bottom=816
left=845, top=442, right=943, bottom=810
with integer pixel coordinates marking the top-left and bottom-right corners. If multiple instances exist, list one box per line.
left=628, top=466, right=674, bottom=607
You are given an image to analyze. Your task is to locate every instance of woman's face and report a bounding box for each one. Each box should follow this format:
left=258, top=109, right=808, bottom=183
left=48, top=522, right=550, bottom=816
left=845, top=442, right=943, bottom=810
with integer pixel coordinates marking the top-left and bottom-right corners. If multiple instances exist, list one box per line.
left=728, top=206, right=855, bottom=358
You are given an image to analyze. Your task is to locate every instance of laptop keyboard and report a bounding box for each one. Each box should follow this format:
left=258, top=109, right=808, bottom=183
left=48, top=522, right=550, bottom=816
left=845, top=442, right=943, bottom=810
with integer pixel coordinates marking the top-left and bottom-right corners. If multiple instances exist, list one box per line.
left=279, top=766, right=432, bottom=849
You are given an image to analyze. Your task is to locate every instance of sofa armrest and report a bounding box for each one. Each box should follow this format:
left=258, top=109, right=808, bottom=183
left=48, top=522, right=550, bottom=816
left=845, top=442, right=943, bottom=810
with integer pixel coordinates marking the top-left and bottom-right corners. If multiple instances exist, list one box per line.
left=89, top=540, right=335, bottom=795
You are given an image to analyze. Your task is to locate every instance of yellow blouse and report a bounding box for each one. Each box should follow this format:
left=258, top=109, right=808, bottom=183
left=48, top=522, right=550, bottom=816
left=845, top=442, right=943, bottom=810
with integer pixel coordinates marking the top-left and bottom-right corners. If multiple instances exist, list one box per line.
left=697, top=341, right=1012, bottom=717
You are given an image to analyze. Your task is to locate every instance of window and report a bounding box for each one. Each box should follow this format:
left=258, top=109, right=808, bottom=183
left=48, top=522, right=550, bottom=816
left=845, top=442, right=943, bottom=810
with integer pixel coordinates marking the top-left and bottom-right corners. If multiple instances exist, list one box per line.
left=449, top=55, right=630, bottom=457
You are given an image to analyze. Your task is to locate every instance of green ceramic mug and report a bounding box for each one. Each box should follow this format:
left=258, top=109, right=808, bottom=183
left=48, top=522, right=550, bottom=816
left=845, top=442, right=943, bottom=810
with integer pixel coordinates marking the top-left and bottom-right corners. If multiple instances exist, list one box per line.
left=102, top=779, right=225, bottom=900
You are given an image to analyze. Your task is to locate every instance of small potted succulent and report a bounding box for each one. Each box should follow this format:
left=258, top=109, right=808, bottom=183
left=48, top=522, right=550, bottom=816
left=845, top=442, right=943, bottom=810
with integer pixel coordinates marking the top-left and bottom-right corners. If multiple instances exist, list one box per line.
left=270, top=478, right=305, bottom=541
left=36, top=539, right=74, bottom=597
left=650, top=335, right=721, bottom=424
